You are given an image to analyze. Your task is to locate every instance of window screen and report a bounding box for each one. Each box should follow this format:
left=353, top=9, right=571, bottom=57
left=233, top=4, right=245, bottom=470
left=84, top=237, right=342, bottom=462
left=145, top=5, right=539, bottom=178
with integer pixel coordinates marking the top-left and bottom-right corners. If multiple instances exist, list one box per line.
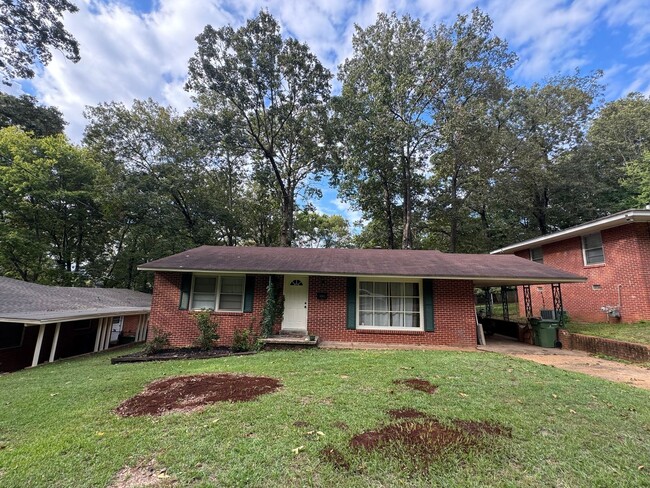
left=582, top=232, right=604, bottom=265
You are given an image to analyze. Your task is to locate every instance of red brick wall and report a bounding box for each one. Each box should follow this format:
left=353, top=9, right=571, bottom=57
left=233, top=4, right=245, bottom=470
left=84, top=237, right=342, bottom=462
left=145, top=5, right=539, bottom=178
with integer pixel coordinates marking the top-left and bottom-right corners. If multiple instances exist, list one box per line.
left=122, top=315, right=140, bottom=336
left=558, top=329, right=650, bottom=362
left=150, top=273, right=478, bottom=348
left=148, top=272, right=271, bottom=347
left=515, top=223, right=650, bottom=323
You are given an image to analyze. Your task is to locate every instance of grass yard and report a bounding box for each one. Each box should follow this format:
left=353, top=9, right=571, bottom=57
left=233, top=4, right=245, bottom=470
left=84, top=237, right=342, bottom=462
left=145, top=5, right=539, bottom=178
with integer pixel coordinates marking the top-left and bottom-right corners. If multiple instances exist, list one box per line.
left=566, top=321, right=650, bottom=346
left=1, top=347, right=649, bottom=487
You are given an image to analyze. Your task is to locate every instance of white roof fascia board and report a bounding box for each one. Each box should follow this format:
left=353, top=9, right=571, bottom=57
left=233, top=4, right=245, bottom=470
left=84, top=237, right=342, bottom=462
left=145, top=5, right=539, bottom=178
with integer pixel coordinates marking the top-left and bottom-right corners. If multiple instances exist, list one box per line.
left=490, top=210, right=650, bottom=255
left=0, top=307, right=151, bottom=325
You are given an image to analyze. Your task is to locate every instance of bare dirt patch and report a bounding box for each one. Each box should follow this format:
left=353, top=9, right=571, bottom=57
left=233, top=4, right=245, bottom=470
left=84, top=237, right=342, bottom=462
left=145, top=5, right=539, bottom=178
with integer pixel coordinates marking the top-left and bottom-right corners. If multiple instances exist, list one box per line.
left=347, top=418, right=509, bottom=470
left=320, top=446, right=351, bottom=471
left=115, top=374, right=282, bottom=417
left=393, top=378, right=438, bottom=394
left=110, top=460, right=175, bottom=487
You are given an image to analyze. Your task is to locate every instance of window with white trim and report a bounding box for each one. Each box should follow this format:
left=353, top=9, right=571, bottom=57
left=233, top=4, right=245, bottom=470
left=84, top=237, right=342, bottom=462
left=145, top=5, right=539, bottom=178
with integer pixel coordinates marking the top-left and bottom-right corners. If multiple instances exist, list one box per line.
left=358, top=280, right=422, bottom=329
left=582, top=232, right=604, bottom=265
left=0, top=323, right=24, bottom=349
left=530, top=247, right=543, bottom=263
left=190, top=275, right=245, bottom=311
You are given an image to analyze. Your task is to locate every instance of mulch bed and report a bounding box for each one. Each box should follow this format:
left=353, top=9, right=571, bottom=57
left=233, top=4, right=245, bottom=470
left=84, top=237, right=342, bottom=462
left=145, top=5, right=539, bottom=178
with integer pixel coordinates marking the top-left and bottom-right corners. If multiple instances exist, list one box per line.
left=111, top=347, right=257, bottom=364
left=320, top=407, right=511, bottom=472
left=393, top=378, right=438, bottom=394
left=114, top=373, right=282, bottom=417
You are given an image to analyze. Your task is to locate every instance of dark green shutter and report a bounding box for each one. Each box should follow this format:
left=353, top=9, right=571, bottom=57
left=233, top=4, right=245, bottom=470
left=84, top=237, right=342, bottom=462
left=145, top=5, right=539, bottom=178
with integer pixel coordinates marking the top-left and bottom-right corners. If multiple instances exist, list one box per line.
left=346, top=277, right=356, bottom=330
left=423, top=279, right=434, bottom=332
left=179, top=273, right=192, bottom=310
left=243, top=275, right=255, bottom=312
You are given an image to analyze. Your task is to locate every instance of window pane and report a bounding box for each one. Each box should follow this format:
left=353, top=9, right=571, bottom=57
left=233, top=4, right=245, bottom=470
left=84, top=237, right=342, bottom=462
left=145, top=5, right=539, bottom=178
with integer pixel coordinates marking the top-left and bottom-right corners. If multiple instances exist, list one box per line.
left=586, top=248, right=604, bottom=264
left=359, top=282, right=373, bottom=296
left=374, top=296, right=388, bottom=311
left=374, top=282, right=388, bottom=297
left=219, top=294, right=242, bottom=311
left=375, top=312, right=389, bottom=327
left=391, top=313, right=403, bottom=327
left=221, top=277, right=243, bottom=294
left=390, top=282, right=403, bottom=296
left=583, top=233, right=602, bottom=249
left=359, top=296, right=373, bottom=311
left=404, top=282, right=419, bottom=296
left=531, top=247, right=543, bottom=263
left=359, top=312, right=373, bottom=326
left=192, top=294, right=216, bottom=310
left=390, top=297, right=403, bottom=312
left=404, top=313, right=420, bottom=328
left=403, top=298, right=419, bottom=312
left=194, top=277, right=216, bottom=293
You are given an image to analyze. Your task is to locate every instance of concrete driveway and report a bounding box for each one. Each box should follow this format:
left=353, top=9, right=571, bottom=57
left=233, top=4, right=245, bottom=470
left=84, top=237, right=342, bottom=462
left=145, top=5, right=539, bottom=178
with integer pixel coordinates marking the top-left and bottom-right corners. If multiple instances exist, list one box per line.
left=478, top=335, right=650, bottom=390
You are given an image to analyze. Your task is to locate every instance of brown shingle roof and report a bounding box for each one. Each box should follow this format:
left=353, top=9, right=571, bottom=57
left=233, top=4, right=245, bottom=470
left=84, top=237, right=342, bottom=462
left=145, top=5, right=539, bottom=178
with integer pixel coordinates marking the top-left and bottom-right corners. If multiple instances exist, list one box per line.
left=139, top=246, right=585, bottom=286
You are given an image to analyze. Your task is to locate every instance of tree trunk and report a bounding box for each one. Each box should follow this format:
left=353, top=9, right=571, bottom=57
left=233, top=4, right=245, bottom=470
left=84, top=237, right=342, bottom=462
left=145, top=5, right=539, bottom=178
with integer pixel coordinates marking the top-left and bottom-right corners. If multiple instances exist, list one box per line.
left=382, top=177, right=395, bottom=249
left=449, top=171, right=459, bottom=253
left=401, top=154, right=413, bottom=249
left=280, top=194, right=294, bottom=247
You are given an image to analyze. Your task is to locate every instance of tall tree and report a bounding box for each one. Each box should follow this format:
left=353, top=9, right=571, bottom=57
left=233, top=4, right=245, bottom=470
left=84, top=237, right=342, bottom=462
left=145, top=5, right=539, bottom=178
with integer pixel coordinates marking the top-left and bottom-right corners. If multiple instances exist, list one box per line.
left=335, top=12, right=433, bottom=249
left=0, top=93, right=65, bottom=136
left=0, top=0, right=80, bottom=84
left=186, top=10, right=332, bottom=246
left=0, top=126, right=105, bottom=284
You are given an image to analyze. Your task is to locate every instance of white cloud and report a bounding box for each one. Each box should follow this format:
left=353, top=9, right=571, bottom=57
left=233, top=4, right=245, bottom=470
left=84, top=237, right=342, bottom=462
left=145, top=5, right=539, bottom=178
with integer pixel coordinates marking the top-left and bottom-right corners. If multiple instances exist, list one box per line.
left=8, top=0, right=650, bottom=143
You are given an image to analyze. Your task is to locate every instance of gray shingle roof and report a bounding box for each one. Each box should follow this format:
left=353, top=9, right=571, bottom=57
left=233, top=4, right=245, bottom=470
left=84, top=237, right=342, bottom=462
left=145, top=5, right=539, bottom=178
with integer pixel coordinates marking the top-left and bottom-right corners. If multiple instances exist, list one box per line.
left=0, top=277, right=151, bottom=324
left=138, top=246, right=585, bottom=286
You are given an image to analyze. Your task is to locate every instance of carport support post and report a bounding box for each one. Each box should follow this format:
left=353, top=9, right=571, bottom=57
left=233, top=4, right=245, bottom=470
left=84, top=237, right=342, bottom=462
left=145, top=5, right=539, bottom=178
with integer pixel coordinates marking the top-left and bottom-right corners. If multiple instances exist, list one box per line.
left=483, top=288, right=492, bottom=317
left=522, top=285, right=533, bottom=319
left=500, top=286, right=509, bottom=321
left=93, top=320, right=102, bottom=352
left=48, top=322, right=61, bottom=363
left=552, top=283, right=564, bottom=326
left=102, top=317, right=112, bottom=350
left=31, top=323, right=45, bottom=367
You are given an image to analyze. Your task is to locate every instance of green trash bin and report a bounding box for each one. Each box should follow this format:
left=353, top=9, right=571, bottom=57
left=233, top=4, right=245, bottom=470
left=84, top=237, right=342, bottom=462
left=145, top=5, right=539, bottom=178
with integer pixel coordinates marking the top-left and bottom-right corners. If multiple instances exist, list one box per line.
left=537, top=320, right=559, bottom=348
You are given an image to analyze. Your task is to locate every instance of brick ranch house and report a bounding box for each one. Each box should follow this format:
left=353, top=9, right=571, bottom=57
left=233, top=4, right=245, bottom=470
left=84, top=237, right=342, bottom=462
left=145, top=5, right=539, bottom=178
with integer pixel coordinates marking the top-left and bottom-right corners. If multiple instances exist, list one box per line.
left=139, top=246, right=584, bottom=348
left=0, top=277, right=151, bottom=372
left=491, top=208, right=650, bottom=323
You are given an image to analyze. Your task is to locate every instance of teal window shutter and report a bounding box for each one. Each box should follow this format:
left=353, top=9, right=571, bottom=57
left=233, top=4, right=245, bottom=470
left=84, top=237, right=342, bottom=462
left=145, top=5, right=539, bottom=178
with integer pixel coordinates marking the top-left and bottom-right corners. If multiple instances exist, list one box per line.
left=346, top=277, right=356, bottom=330
left=243, top=275, right=255, bottom=312
left=179, top=273, right=192, bottom=310
left=423, top=279, right=434, bottom=331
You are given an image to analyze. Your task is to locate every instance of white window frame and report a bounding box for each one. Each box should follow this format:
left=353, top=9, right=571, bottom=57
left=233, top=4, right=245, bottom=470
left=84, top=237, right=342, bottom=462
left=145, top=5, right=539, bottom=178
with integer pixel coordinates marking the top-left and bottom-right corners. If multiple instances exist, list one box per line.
left=356, top=277, right=424, bottom=331
left=582, top=232, right=605, bottom=266
left=189, top=274, right=245, bottom=312
left=530, top=247, right=544, bottom=263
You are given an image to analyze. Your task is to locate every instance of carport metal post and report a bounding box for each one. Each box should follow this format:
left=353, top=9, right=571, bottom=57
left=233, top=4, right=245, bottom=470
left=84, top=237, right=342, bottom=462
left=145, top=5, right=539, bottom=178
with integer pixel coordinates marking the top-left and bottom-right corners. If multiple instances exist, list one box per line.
left=48, top=322, right=61, bottom=363
left=483, top=288, right=492, bottom=317
left=552, top=283, right=564, bottom=326
left=31, top=323, right=45, bottom=367
left=522, top=285, right=533, bottom=319
left=500, top=286, right=509, bottom=321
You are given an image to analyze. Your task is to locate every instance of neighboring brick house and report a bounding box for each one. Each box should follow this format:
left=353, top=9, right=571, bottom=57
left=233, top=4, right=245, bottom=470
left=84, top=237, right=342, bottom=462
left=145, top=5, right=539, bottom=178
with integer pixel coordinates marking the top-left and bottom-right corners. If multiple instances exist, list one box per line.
left=0, top=277, right=151, bottom=372
left=139, top=246, right=584, bottom=349
left=491, top=208, right=650, bottom=323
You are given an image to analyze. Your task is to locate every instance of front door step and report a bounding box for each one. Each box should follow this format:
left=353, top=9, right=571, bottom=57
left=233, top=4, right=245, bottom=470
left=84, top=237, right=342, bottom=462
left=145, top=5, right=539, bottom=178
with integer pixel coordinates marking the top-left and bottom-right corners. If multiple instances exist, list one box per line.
left=261, top=335, right=319, bottom=349
left=279, top=328, right=309, bottom=337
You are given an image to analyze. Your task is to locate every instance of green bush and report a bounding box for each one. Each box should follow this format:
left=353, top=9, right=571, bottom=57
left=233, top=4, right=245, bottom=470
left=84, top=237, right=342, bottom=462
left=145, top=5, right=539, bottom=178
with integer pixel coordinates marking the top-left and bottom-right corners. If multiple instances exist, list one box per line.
left=142, top=328, right=170, bottom=355
left=192, top=310, right=220, bottom=350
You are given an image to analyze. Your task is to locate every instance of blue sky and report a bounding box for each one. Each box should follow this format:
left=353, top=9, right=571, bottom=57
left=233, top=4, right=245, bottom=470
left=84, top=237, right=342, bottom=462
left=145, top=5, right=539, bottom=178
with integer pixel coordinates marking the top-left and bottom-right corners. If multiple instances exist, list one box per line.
left=7, top=0, right=650, bottom=220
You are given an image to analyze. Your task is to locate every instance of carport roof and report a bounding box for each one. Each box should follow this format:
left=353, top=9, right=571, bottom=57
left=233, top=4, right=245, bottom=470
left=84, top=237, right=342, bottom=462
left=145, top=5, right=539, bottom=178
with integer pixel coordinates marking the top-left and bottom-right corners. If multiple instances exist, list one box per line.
left=0, top=277, right=151, bottom=325
left=139, top=246, right=585, bottom=287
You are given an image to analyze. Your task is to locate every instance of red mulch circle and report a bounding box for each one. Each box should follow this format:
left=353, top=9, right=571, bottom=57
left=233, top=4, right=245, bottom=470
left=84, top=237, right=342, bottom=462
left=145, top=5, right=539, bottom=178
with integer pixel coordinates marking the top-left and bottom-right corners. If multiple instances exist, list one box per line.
left=114, top=373, right=282, bottom=417
left=387, top=408, right=428, bottom=419
left=393, top=378, right=438, bottom=394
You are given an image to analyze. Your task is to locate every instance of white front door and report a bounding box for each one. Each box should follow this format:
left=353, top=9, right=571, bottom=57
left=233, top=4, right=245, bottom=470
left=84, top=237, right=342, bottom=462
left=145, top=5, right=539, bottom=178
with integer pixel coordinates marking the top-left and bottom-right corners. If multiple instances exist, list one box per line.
left=282, top=275, right=309, bottom=332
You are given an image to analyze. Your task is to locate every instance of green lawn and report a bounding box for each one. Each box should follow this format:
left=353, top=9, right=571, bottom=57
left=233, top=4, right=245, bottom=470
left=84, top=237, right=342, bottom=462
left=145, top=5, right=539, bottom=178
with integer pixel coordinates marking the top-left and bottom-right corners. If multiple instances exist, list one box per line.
left=476, top=303, right=521, bottom=319
left=1, top=347, right=649, bottom=487
left=566, top=321, right=650, bottom=346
